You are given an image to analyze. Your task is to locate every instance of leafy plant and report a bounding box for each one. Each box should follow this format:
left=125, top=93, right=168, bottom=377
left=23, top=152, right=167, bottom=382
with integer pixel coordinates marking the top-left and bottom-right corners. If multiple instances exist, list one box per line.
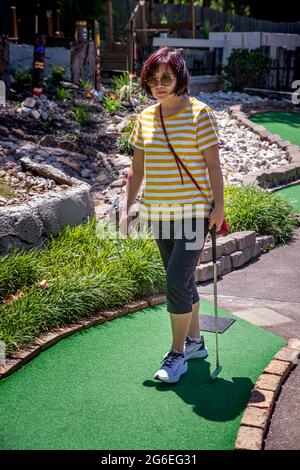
left=13, top=70, right=31, bottom=87
left=79, top=78, right=92, bottom=91
left=0, top=217, right=165, bottom=356
left=112, top=72, right=130, bottom=94
left=203, top=20, right=211, bottom=39
left=224, top=185, right=298, bottom=244
left=71, top=104, right=91, bottom=124
left=159, top=13, right=168, bottom=24
left=51, top=65, right=67, bottom=83
left=117, top=135, right=133, bottom=155
left=224, top=48, right=271, bottom=91
left=102, top=93, right=123, bottom=115
left=0, top=251, right=40, bottom=302
left=117, top=118, right=136, bottom=154
left=224, top=23, right=234, bottom=32
left=55, top=86, right=71, bottom=101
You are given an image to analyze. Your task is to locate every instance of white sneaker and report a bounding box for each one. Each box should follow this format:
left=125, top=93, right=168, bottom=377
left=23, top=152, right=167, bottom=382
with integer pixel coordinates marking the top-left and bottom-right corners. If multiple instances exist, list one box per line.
left=154, top=350, right=188, bottom=383
left=184, top=335, right=208, bottom=360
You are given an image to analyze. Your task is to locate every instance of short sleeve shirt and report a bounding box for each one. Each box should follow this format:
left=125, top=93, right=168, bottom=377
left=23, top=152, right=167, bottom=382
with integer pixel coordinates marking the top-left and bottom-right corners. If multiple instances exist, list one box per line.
left=128, top=96, right=219, bottom=221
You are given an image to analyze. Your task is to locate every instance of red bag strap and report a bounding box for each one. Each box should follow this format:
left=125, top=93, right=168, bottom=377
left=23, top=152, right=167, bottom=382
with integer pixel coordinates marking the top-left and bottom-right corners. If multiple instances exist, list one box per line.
left=157, top=103, right=229, bottom=235
left=158, top=103, right=211, bottom=207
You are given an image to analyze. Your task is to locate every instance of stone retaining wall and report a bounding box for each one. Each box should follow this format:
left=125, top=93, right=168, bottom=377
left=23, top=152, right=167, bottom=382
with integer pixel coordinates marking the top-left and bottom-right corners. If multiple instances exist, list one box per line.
left=228, top=101, right=300, bottom=189
left=0, top=162, right=94, bottom=254
left=196, top=231, right=274, bottom=282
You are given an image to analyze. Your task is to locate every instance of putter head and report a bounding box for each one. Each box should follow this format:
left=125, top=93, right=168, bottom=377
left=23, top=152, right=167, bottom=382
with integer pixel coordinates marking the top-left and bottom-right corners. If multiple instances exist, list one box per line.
left=210, top=366, right=222, bottom=381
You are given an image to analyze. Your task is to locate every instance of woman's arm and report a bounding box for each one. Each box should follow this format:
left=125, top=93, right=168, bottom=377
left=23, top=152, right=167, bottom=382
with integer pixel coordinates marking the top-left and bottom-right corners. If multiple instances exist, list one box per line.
left=120, top=147, right=144, bottom=234
left=202, top=144, right=224, bottom=231
left=121, top=147, right=144, bottom=213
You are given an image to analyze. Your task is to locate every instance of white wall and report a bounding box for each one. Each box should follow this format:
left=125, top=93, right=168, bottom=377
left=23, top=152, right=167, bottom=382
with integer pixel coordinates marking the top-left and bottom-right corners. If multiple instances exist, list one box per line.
left=9, top=43, right=72, bottom=80
left=153, top=33, right=300, bottom=63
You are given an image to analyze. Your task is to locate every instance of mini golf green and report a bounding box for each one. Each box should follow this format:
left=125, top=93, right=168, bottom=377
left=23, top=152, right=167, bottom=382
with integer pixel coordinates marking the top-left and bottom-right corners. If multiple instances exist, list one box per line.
left=274, top=183, right=300, bottom=213
left=250, top=111, right=300, bottom=146
left=0, top=300, right=284, bottom=450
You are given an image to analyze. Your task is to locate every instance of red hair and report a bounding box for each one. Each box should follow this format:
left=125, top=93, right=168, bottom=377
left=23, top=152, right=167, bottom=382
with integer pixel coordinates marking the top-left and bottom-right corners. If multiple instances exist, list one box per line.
left=140, top=47, right=190, bottom=97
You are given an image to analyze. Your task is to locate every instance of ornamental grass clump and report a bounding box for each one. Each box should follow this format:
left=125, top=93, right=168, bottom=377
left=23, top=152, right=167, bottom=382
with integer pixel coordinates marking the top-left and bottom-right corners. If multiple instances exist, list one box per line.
left=0, top=217, right=165, bottom=356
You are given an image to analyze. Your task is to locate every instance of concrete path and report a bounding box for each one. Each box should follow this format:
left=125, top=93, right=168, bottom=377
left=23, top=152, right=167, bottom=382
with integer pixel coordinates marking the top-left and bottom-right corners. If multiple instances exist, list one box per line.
left=197, top=226, right=300, bottom=450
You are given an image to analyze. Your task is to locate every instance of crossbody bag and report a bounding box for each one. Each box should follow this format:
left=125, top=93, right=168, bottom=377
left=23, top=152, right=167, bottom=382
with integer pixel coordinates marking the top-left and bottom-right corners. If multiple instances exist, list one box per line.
left=158, top=103, right=229, bottom=235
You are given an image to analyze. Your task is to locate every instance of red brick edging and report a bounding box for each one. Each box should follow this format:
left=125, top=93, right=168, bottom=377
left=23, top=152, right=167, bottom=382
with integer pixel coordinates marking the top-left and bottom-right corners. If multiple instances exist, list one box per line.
left=0, top=294, right=167, bottom=379
left=234, top=339, right=300, bottom=450
left=2, top=291, right=300, bottom=452
left=0, top=221, right=284, bottom=381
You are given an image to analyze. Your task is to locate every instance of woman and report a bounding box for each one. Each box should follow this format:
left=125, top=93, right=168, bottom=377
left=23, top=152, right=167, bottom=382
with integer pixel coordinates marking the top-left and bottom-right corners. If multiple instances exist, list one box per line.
left=120, top=47, right=224, bottom=383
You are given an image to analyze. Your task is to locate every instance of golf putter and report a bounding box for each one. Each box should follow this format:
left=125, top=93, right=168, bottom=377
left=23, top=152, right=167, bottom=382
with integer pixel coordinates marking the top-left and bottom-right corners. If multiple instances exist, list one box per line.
left=209, top=224, right=222, bottom=380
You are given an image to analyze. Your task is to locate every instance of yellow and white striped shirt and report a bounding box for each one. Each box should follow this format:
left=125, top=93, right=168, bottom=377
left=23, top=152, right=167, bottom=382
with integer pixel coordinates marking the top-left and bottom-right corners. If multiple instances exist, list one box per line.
left=128, top=96, right=219, bottom=221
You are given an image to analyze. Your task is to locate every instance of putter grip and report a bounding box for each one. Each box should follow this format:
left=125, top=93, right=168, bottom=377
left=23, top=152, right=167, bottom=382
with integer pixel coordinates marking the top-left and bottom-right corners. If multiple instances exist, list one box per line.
left=211, top=225, right=217, bottom=264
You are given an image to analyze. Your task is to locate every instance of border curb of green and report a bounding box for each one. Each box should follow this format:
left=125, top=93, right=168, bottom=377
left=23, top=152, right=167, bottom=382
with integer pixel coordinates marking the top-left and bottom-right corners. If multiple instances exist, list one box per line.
left=0, top=294, right=167, bottom=380
left=2, top=293, right=300, bottom=452
left=228, top=102, right=300, bottom=189
left=0, top=225, right=279, bottom=380
left=234, top=339, right=300, bottom=450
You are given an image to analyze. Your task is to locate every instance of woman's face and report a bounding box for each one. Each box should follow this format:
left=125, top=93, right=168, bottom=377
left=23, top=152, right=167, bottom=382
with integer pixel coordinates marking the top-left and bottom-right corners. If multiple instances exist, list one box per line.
left=147, top=64, right=177, bottom=102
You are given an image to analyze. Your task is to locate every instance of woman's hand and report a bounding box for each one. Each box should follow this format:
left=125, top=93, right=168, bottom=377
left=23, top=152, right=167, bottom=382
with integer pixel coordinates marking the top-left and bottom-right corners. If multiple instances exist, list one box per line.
left=208, top=205, right=224, bottom=232
left=119, top=212, right=134, bottom=236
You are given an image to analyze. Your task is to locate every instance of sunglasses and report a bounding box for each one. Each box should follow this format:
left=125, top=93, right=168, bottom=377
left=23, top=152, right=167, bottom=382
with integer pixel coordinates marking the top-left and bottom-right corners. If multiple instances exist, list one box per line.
left=145, top=73, right=175, bottom=88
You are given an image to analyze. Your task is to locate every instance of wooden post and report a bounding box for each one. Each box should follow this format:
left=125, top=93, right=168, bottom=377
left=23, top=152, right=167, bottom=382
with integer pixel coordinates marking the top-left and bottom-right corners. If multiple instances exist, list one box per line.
left=139, top=0, right=146, bottom=58
left=32, top=33, right=46, bottom=97
left=54, top=9, right=64, bottom=37
left=127, top=20, right=134, bottom=73
left=106, top=0, right=114, bottom=51
left=0, top=35, right=10, bottom=88
left=189, top=0, right=195, bottom=39
left=94, top=20, right=101, bottom=90
left=10, top=6, right=18, bottom=41
left=46, top=10, right=53, bottom=37
left=35, top=15, right=38, bottom=35
left=149, top=0, right=154, bottom=27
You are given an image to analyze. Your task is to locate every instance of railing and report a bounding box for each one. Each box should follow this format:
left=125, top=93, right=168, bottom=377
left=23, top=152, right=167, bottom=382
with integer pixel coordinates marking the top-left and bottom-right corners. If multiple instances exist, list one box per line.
left=124, top=0, right=195, bottom=73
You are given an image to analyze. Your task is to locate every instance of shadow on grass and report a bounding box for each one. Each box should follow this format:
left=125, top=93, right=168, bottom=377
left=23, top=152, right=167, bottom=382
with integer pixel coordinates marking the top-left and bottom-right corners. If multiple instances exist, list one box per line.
left=143, top=360, right=253, bottom=422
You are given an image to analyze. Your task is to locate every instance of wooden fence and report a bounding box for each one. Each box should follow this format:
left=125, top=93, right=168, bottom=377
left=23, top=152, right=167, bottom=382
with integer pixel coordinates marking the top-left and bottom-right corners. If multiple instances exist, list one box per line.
left=108, top=1, right=300, bottom=42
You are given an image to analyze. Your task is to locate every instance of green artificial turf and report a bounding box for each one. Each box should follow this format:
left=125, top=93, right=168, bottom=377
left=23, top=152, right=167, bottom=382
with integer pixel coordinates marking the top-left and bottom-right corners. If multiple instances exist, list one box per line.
left=0, top=300, right=285, bottom=450
left=250, top=111, right=300, bottom=146
left=275, top=184, right=300, bottom=213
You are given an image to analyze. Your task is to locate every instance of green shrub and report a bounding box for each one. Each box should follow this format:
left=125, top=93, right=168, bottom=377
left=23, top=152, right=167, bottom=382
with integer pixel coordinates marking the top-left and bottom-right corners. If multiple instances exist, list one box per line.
left=117, top=135, right=133, bottom=155
left=224, top=23, right=234, bottom=32
left=203, top=20, right=211, bottom=39
left=71, top=104, right=91, bottom=124
left=78, top=78, right=92, bottom=91
left=51, top=65, right=66, bottom=83
left=117, top=118, right=136, bottom=154
left=102, top=93, right=123, bottom=115
left=112, top=72, right=130, bottom=93
left=13, top=70, right=31, bottom=88
left=0, top=217, right=165, bottom=355
left=224, top=185, right=298, bottom=244
left=224, top=48, right=271, bottom=91
left=55, top=86, right=71, bottom=101
left=0, top=251, right=40, bottom=302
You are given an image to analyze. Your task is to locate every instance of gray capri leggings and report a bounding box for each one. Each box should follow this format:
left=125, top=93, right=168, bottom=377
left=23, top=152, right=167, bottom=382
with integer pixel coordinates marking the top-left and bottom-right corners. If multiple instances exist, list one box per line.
left=151, top=217, right=210, bottom=314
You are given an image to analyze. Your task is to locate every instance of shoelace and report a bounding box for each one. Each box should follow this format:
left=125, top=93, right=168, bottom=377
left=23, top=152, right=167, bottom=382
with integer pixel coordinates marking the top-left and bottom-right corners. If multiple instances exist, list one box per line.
left=162, top=351, right=183, bottom=367
left=185, top=336, right=202, bottom=347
